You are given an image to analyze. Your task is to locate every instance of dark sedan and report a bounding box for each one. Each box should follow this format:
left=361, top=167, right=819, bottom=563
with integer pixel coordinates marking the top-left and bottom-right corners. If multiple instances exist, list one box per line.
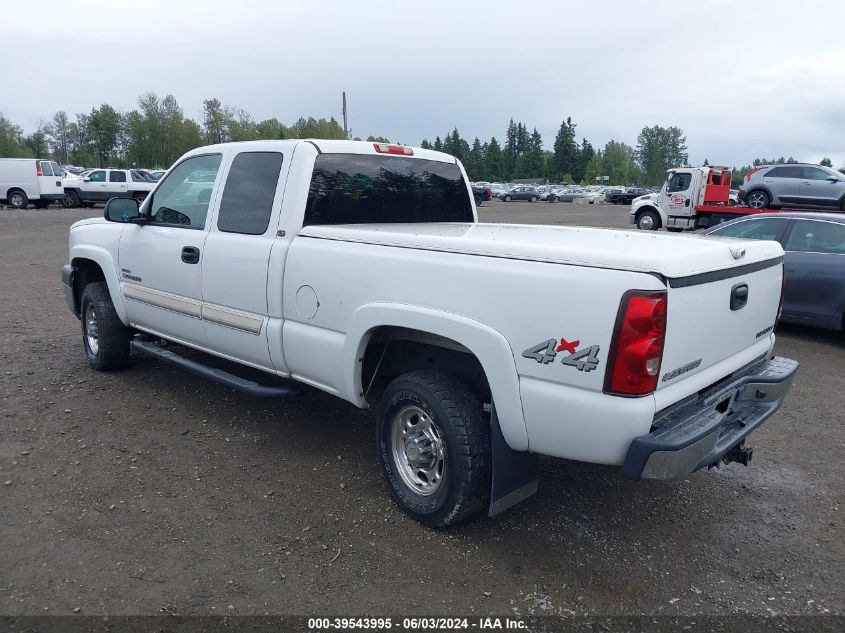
left=703, top=212, right=845, bottom=331
left=499, top=186, right=541, bottom=202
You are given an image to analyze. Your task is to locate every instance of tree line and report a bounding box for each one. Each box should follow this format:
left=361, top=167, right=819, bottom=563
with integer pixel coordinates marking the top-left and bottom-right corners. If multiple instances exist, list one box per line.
left=421, top=119, right=689, bottom=185
left=0, top=93, right=349, bottom=169
left=2, top=96, right=843, bottom=185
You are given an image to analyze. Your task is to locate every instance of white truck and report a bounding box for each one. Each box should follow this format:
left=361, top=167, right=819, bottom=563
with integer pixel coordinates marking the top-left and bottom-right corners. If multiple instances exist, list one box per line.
left=62, top=168, right=156, bottom=207
left=631, top=165, right=758, bottom=232
left=62, top=140, right=798, bottom=527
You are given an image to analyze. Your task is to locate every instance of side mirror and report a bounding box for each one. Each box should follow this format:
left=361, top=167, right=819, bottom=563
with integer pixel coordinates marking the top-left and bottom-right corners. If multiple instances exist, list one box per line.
left=827, top=176, right=839, bottom=182
left=83, top=177, right=91, bottom=182
left=104, top=197, right=143, bottom=223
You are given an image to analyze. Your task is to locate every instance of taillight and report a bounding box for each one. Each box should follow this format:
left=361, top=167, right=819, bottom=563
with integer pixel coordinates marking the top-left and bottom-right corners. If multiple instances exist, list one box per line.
left=776, top=264, right=785, bottom=324
left=36, top=163, right=43, bottom=177
left=604, top=290, right=668, bottom=397
left=373, top=143, right=413, bottom=156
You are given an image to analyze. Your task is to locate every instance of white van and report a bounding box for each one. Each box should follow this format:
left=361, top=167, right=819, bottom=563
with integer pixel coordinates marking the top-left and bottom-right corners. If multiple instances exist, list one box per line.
left=0, top=158, right=65, bottom=209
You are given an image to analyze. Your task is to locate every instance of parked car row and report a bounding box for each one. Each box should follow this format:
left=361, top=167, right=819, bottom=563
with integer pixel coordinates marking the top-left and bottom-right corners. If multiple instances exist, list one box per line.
left=1, top=159, right=169, bottom=209
left=469, top=181, right=658, bottom=205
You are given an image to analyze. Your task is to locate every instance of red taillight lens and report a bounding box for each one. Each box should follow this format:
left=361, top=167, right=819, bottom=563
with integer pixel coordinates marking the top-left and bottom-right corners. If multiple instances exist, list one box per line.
left=36, top=163, right=43, bottom=177
left=373, top=143, right=413, bottom=156
left=604, top=290, right=668, bottom=396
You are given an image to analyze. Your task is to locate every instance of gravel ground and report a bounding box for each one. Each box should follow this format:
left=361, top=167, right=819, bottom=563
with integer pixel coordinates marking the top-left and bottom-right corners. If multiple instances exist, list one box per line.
left=0, top=202, right=842, bottom=618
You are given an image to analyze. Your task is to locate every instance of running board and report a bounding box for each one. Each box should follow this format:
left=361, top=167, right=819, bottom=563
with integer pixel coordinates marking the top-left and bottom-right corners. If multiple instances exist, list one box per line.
left=131, top=339, right=298, bottom=398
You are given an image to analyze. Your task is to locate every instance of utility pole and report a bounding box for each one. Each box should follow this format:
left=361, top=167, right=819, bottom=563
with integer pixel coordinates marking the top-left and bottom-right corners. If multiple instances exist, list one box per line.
left=342, top=91, right=348, bottom=140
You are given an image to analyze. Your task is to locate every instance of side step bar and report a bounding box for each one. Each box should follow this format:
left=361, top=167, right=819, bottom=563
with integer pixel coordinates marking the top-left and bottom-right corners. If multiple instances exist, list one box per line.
left=131, top=339, right=298, bottom=398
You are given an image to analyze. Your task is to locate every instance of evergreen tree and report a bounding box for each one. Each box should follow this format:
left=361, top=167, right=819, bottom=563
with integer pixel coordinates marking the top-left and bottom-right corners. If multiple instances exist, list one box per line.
left=485, top=137, right=504, bottom=181
left=551, top=117, right=578, bottom=180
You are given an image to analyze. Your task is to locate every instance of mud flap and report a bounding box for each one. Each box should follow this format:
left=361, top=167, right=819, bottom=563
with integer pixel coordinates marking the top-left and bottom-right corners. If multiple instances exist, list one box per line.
left=488, top=405, right=539, bottom=517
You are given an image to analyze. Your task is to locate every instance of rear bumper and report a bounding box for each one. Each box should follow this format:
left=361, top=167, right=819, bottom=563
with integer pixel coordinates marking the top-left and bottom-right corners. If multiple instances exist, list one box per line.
left=622, top=356, right=798, bottom=480
left=62, top=264, right=80, bottom=318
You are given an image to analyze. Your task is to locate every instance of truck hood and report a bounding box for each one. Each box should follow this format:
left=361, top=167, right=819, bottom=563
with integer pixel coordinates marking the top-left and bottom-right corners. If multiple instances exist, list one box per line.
left=299, top=223, right=783, bottom=280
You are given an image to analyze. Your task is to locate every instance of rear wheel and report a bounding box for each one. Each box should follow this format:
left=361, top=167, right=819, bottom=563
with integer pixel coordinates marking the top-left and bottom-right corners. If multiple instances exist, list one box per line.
left=80, top=281, right=131, bottom=371
left=746, top=190, right=770, bottom=210
left=550, top=195, right=559, bottom=203
left=636, top=210, right=661, bottom=231
left=377, top=370, right=490, bottom=528
left=7, top=190, right=28, bottom=209
left=474, top=194, right=482, bottom=206
left=503, top=195, right=511, bottom=202
left=132, top=191, right=148, bottom=203
left=529, top=196, right=538, bottom=203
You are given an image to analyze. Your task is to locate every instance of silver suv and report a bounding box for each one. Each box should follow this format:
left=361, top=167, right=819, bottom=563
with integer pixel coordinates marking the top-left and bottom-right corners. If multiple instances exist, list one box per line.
left=739, top=163, right=845, bottom=211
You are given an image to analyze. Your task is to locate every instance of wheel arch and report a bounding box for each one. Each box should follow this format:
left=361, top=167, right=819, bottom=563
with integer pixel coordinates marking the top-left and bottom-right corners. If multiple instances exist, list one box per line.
left=343, top=303, right=529, bottom=451
left=70, top=245, right=128, bottom=323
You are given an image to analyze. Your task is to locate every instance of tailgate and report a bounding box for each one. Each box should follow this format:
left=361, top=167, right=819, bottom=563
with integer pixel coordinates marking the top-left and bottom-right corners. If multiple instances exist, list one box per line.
left=657, top=257, right=783, bottom=402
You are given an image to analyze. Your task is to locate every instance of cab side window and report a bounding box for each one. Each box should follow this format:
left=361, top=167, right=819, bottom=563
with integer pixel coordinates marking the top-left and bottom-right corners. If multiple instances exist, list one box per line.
left=217, top=152, right=283, bottom=235
left=109, top=170, right=126, bottom=182
left=88, top=170, right=106, bottom=182
left=147, top=154, right=222, bottom=229
left=668, top=173, right=691, bottom=192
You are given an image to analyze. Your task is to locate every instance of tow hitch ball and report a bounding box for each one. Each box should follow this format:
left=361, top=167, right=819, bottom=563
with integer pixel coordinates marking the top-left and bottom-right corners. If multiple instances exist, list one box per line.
left=723, top=442, right=753, bottom=467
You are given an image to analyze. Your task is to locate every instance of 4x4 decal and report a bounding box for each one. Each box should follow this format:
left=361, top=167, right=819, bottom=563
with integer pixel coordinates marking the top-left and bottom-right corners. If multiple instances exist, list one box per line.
left=522, top=338, right=601, bottom=372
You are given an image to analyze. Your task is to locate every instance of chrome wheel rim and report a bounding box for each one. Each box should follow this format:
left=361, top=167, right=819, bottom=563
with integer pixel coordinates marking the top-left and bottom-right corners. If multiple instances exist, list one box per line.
left=11, top=193, right=23, bottom=207
left=390, top=405, right=445, bottom=496
left=639, top=214, right=655, bottom=230
left=748, top=192, right=766, bottom=209
left=84, top=303, right=99, bottom=355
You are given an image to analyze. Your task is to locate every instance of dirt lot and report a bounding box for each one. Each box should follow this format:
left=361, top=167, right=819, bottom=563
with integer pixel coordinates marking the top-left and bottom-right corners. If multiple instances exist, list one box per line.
left=0, top=201, right=842, bottom=618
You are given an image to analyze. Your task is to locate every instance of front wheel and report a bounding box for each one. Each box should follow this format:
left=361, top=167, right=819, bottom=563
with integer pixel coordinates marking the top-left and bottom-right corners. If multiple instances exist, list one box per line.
left=529, top=196, right=538, bottom=203
left=62, top=189, right=80, bottom=208
left=502, top=195, right=511, bottom=202
left=80, top=281, right=131, bottom=371
left=550, top=195, right=559, bottom=203
left=377, top=370, right=490, bottom=528
left=636, top=210, right=661, bottom=231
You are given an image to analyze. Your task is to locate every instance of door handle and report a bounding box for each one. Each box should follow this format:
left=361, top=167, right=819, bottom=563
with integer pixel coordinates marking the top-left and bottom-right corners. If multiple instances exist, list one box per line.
left=181, top=246, right=200, bottom=264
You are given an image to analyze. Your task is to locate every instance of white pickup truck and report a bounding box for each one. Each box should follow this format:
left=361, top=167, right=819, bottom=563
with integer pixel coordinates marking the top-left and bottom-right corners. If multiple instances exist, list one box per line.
left=62, top=140, right=798, bottom=527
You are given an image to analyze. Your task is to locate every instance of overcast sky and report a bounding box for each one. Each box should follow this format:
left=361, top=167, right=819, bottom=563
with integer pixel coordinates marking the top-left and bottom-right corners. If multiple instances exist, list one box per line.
left=4, top=0, right=844, bottom=167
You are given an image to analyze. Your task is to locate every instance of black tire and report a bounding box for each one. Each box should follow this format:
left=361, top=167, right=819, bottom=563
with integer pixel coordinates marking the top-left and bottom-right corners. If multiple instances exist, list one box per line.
left=80, top=281, right=131, bottom=371
left=376, top=370, right=490, bottom=528
left=529, top=196, right=538, bottom=203
left=7, top=189, right=28, bottom=209
left=62, top=189, right=80, bottom=208
left=636, top=210, right=661, bottom=231
left=503, top=195, right=511, bottom=202
left=550, top=195, right=559, bottom=203
left=132, top=191, right=148, bottom=203
left=746, top=189, right=770, bottom=210
left=473, top=194, right=482, bottom=207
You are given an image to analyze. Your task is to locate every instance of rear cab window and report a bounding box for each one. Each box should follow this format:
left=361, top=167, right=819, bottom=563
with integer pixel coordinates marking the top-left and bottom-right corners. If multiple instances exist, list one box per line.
left=304, top=154, right=473, bottom=226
